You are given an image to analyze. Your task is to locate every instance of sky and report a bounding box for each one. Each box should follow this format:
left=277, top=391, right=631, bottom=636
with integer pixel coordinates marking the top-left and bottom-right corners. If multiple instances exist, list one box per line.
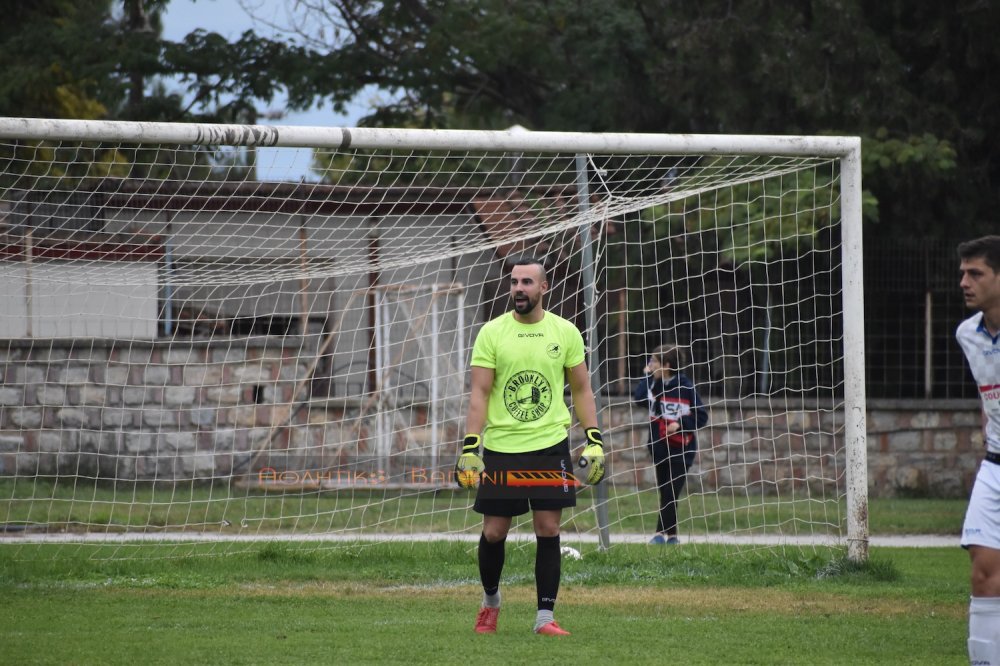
left=161, top=0, right=365, bottom=181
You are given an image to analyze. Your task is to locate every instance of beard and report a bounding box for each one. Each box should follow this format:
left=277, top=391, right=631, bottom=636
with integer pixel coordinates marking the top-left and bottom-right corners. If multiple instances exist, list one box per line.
left=511, top=292, right=539, bottom=315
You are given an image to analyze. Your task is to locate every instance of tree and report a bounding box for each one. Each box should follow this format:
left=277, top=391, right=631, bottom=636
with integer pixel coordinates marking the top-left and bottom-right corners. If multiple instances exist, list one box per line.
left=0, top=0, right=326, bottom=182
left=5, top=1, right=997, bottom=234
left=257, top=0, right=1000, bottom=238
left=0, top=0, right=326, bottom=123
left=0, top=0, right=118, bottom=119
left=252, top=0, right=998, bottom=399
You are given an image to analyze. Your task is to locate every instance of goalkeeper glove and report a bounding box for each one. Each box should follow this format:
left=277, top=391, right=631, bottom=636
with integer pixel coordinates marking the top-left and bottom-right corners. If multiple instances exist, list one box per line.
left=577, top=427, right=606, bottom=485
left=454, top=434, right=485, bottom=489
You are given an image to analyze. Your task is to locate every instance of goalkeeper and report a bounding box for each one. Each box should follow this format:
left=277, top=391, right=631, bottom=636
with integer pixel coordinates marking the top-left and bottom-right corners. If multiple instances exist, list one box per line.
left=455, top=257, right=604, bottom=637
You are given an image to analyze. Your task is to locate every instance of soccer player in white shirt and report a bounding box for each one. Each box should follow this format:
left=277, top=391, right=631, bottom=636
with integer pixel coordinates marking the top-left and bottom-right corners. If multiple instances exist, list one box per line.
left=957, top=235, right=1000, bottom=665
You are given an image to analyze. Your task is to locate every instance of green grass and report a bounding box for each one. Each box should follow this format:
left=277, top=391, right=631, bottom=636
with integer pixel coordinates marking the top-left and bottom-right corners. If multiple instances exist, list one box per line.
left=0, top=493, right=970, bottom=664
left=0, top=479, right=967, bottom=536
left=0, top=541, right=968, bottom=665
left=867, top=497, right=965, bottom=534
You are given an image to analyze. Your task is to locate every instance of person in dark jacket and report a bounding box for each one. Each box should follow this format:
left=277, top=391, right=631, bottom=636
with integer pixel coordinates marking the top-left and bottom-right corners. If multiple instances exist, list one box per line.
left=633, top=344, right=708, bottom=544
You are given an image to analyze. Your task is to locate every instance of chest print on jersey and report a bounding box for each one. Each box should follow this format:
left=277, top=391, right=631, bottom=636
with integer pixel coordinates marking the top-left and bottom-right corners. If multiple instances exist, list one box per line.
left=503, top=370, right=553, bottom=421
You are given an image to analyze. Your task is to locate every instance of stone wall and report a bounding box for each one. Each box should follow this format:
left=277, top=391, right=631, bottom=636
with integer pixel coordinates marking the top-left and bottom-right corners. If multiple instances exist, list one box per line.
left=603, top=397, right=981, bottom=499
left=0, top=339, right=333, bottom=483
left=0, top=339, right=985, bottom=498
left=864, top=399, right=982, bottom=498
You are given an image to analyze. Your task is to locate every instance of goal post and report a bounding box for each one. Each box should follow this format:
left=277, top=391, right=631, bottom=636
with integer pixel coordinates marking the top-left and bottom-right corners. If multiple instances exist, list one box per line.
left=839, top=145, right=869, bottom=563
left=0, top=117, right=867, bottom=561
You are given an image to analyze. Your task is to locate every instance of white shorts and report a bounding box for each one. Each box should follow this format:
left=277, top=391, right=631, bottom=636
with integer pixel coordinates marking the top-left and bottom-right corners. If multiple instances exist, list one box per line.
left=962, top=459, right=1000, bottom=549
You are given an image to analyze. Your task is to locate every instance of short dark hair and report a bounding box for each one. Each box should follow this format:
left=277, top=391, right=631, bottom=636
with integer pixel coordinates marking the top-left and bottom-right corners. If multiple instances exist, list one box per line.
left=958, top=235, right=1000, bottom=273
left=510, top=257, right=548, bottom=283
left=652, top=344, right=686, bottom=370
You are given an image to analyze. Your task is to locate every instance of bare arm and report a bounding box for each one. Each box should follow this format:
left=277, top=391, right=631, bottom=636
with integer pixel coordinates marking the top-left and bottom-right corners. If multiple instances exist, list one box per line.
left=566, top=361, right=598, bottom=431
left=465, top=365, right=495, bottom=438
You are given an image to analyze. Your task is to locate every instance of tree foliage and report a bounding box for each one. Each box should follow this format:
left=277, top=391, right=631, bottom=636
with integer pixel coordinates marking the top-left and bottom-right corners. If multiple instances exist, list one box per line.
left=256, top=0, right=995, bottom=396
left=0, top=0, right=319, bottom=183
left=261, top=0, right=996, bottom=238
left=0, top=0, right=118, bottom=119
left=2, top=1, right=997, bottom=235
left=0, top=0, right=320, bottom=123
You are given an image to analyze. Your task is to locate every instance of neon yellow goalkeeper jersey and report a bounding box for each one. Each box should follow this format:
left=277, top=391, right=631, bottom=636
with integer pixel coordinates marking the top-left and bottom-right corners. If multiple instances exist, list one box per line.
left=470, top=311, right=586, bottom=453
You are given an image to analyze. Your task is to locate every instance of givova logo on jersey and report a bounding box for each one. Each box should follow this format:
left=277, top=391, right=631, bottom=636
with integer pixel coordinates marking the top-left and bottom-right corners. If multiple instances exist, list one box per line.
left=503, top=370, right=552, bottom=422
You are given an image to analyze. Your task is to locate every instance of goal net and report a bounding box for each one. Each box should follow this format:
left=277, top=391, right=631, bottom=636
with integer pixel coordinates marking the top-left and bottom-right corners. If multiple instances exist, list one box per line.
left=0, top=119, right=867, bottom=560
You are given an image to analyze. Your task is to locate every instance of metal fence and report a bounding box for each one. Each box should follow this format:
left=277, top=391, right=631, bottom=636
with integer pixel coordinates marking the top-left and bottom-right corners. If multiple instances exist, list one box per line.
left=864, top=236, right=976, bottom=400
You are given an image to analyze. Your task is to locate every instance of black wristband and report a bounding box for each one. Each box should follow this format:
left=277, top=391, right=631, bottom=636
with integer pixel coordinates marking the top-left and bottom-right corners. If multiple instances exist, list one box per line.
left=584, top=427, right=604, bottom=448
left=462, top=434, right=481, bottom=452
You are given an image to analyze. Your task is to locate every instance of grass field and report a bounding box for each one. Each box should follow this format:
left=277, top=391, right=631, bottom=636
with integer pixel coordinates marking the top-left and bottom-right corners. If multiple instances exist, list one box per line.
left=0, top=540, right=968, bottom=665
left=0, top=479, right=967, bottom=537
left=0, top=486, right=969, bottom=664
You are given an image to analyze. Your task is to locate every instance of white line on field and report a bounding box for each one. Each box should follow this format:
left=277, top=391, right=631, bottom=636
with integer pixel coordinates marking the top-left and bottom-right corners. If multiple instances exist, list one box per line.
left=0, top=531, right=959, bottom=548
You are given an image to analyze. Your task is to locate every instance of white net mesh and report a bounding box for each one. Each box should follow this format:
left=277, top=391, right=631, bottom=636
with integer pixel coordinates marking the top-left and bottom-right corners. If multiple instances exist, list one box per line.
left=0, top=123, right=862, bottom=557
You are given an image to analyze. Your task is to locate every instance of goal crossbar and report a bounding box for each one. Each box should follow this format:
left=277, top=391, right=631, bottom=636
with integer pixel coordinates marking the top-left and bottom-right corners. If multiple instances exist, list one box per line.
left=0, top=117, right=859, bottom=156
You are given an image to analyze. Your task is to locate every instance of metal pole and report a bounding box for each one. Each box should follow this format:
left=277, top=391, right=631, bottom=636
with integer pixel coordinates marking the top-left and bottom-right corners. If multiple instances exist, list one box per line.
left=576, top=154, right=610, bottom=550
left=298, top=216, right=311, bottom=336
left=163, top=216, right=174, bottom=336
left=924, top=290, right=933, bottom=399
left=759, top=293, right=771, bottom=394
left=374, top=290, right=390, bottom=474
left=0, top=117, right=863, bottom=157
left=430, top=285, right=440, bottom=472
left=840, top=140, right=870, bottom=563
left=24, top=228, right=33, bottom=338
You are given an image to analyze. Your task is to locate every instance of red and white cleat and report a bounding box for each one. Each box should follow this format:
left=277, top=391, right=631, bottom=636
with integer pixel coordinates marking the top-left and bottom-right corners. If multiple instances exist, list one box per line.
left=534, top=621, right=571, bottom=636
left=474, top=606, right=499, bottom=634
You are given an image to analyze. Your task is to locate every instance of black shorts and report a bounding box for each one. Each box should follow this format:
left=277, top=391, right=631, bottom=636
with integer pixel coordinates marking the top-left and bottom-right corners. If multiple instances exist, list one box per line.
left=473, top=438, right=577, bottom=517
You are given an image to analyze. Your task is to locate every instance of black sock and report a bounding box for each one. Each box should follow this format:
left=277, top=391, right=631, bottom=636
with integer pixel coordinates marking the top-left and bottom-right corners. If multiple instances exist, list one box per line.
left=535, top=535, right=561, bottom=612
left=478, top=532, right=506, bottom=598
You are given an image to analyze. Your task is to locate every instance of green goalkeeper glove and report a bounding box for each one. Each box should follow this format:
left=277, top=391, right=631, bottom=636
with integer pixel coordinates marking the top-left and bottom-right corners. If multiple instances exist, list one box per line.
left=577, top=427, right=606, bottom=485
left=454, top=434, right=485, bottom=489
